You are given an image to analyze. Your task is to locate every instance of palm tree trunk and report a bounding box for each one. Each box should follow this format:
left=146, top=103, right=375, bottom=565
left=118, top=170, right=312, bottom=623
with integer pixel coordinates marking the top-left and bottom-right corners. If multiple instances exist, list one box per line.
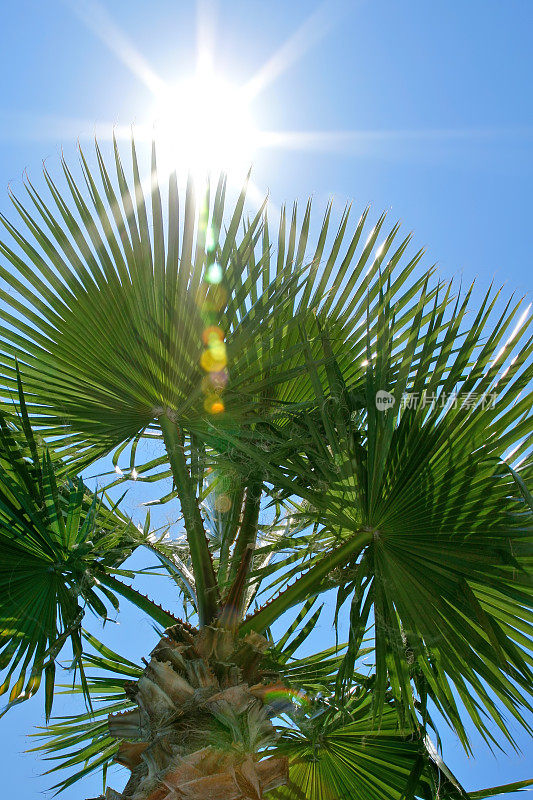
left=100, top=622, right=289, bottom=800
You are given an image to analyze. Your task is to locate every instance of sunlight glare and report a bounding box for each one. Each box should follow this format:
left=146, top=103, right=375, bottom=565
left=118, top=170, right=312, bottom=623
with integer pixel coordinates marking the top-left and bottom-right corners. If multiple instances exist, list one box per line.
left=151, top=68, right=257, bottom=178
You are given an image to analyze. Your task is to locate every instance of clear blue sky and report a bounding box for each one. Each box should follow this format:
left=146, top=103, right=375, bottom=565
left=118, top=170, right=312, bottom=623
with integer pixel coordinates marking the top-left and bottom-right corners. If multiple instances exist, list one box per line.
left=0, top=1, right=532, bottom=798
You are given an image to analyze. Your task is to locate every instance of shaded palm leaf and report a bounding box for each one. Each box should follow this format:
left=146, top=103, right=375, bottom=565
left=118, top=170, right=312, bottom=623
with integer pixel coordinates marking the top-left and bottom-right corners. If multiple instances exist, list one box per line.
left=0, top=385, right=172, bottom=717
left=270, top=694, right=531, bottom=800
left=235, top=280, right=532, bottom=749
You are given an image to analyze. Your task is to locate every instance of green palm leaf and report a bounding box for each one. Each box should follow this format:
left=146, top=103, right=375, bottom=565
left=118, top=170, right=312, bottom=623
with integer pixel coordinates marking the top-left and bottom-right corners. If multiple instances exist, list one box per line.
left=31, top=632, right=141, bottom=794
left=0, top=139, right=440, bottom=480
left=268, top=693, right=469, bottom=800
left=0, top=138, right=304, bottom=467
left=0, top=140, right=445, bottom=629
left=0, top=381, right=169, bottom=717
left=0, top=135, right=531, bottom=796
left=270, top=693, right=531, bottom=800
left=233, top=279, right=532, bottom=749
left=469, top=780, right=533, bottom=799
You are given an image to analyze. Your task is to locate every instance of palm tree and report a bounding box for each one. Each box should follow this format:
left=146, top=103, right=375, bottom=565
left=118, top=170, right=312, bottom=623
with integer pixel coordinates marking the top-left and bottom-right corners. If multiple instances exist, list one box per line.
left=0, top=138, right=531, bottom=800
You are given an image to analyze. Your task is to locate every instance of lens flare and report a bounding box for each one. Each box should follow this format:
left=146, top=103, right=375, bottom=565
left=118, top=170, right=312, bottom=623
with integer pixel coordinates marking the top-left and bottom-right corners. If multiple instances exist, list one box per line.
left=201, top=370, right=228, bottom=394
left=204, top=395, right=225, bottom=414
left=252, top=683, right=309, bottom=714
left=209, top=340, right=226, bottom=361
left=198, top=280, right=228, bottom=413
left=214, top=493, right=232, bottom=512
left=210, top=369, right=228, bottom=389
left=205, top=262, right=223, bottom=284
left=200, top=347, right=227, bottom=373
left=206, top=227, right=217, bottom=252
left=202, top=325, right=224, bottom=346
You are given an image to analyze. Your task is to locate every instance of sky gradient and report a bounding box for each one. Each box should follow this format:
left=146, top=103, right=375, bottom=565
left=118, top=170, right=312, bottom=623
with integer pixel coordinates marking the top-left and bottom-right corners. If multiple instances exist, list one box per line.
left=0, top=1, right=532, bottom=798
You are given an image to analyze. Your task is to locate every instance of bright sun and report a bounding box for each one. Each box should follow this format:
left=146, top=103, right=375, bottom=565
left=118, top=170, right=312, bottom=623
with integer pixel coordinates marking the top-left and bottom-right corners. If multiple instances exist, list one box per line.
left=45, top=1, right=342, bottom=200
left=150, top=68, right=258, bottom=178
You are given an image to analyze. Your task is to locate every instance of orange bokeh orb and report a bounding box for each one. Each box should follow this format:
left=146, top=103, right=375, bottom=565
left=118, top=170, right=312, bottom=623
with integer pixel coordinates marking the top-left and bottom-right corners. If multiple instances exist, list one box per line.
left=202, top=325, right=224, bottom=346
left=204, top=395, right=225, bottom=414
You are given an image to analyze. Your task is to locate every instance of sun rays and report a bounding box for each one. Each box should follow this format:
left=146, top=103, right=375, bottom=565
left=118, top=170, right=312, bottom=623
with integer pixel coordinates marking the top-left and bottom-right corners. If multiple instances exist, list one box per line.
left=64, top=0, right=165, bottom=95
left=241, top=0, right=341, bottom=103
left=3, top=0, right=533, bottom=206
left=57, top=0, right=349, bottom=201
left=3, top=0, right=357, bottom=203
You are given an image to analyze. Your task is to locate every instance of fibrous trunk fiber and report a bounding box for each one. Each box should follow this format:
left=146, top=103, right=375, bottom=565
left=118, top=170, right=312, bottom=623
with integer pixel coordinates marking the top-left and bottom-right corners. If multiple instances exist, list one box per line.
left=99, top=622, right=289, bottom=800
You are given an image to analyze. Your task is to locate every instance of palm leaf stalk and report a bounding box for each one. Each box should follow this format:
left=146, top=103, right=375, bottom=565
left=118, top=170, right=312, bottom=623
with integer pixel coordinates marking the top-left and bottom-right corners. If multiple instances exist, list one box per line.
left=0, top=137, right=530, bottom=799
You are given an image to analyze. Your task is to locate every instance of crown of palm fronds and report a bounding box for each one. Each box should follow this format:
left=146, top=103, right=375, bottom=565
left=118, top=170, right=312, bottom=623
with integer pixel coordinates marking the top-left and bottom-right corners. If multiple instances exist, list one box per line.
left=0, top=136, right=531, bottom=799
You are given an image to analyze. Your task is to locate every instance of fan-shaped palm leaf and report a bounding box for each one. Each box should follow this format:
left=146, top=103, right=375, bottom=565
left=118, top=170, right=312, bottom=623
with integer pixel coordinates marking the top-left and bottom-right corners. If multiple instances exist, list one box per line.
left=0, top=380, right=175, bottom=717
left=270, top=694, right=532, bottom=800
left=269, top=693, right=463, bottom=800
left=234, top=279, right=533, bottom=749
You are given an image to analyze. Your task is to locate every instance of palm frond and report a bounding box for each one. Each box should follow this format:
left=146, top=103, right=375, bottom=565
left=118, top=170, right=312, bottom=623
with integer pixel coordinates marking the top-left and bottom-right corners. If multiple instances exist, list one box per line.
left=234, top=280, right=533, bottom=749
left=0, top=383, right=171, bottom=716
left=31, top=632, right=141, bottom=794
left=269, top=693, right=469, bottom=800
left=469, top=780, right=533, bottom=799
